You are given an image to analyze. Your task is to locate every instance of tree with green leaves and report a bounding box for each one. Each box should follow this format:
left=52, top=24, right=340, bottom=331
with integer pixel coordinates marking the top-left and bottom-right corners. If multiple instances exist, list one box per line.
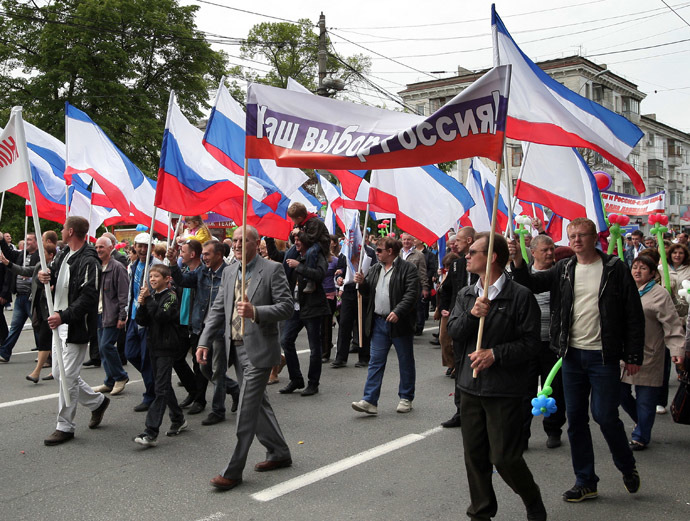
left=235, top=18, right=370, bottom=94
left=0, top=0, right=227, bottom=176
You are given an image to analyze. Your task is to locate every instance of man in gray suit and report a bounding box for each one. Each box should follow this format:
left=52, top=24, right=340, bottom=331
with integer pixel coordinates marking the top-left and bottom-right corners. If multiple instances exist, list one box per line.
left=198, top=226, right=294, bottom=491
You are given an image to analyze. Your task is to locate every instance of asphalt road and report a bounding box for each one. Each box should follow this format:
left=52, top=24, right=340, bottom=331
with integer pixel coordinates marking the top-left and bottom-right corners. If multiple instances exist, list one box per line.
left=1, top=314, right=688, bottom=521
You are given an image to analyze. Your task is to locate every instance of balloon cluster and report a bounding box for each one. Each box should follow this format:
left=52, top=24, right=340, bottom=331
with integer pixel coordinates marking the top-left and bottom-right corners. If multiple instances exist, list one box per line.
left=648, top=213, right=669, bottom=235
left=531, top=358, right=562, bottom=417
left=377, top=219, right=391, bottom=237
left=607, top=213, right=630, bottom=261
left=114, top=242, right=128, bottom=250
left=679, top=280, right=690, bottom=303
left=649, top=213, right=672, bottom=294
left=514, top=215, right=532, bottom=264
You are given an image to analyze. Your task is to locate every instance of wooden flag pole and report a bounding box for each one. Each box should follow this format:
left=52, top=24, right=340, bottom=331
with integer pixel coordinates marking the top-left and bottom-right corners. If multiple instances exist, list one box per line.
left=241, top=158, right=249, bottom=336
left=356, top=204, right=370, bottom=347
left=0, top=191, right=5, bottom=221
left=13, top=107, right=71, bottom=404
left=473, top=161, right=504, bottom=379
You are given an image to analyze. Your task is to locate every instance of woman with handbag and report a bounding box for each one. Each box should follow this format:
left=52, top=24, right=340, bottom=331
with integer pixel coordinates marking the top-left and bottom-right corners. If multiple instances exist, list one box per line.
left=620, top=255, right=685, bottom=450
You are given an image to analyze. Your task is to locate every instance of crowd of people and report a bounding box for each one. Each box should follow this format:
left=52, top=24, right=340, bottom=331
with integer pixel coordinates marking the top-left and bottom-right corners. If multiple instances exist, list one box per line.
left=0, top=209, right=689, bottom=520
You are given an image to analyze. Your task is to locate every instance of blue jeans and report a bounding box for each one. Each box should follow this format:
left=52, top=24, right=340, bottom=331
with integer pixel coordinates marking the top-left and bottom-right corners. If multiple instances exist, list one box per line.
left=620, top=383, right=660, bottom=446
left=125, top=320, right=155, bottom=403
left=0, top=293, right=39, bottom=360
left=281, top=310, right=322, bottom=387
left=97, top=315, right=128, bottom=387
left=562, top=348, right=636, bottom=486
left=362, top=316, right=415, bottom=406
left=304, top=243, right=321, bottom=270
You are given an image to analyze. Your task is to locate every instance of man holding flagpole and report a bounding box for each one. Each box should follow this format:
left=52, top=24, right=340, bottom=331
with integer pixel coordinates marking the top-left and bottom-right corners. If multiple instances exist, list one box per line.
left=38, top=216, right=109, bottom=445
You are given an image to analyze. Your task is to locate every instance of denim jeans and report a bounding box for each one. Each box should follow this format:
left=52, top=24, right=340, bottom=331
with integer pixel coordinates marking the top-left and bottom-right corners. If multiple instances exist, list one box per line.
left=281, top=310, right=322, bottom=387
left=620, top=383, right=660, bottom=446
left=0, top=293, right=39, bottom=360
left=562, top=348, right=636, bottom=486
left=125, top=320, right=155, bottom=404
left=362, top=316, right=416, bottom=406
left=97, top=315, right=128, bottom=387
left=145, top=354, right=184, bottom=438
left=304, top=243, right=321, bottom=270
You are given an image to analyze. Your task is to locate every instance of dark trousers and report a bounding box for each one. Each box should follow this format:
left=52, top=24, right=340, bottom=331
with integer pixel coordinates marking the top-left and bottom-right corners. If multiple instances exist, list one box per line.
left=172, top=331, right=196, bottom=396
left=562, top=348, right=636, bottom=486
left=334, top=286, right=370, bottom=364
left=522, top=341, right=566, bottom=441
left=416, top=294, right=428, bottom=332
left=460, top=391, right=542, bottom=521
left=320, top=297, right=337, bottom=359
left=125, top=320, right=155, bottom=403
left=144, top=353, right=184, bottom=438
left=281, top=309, right=322, bottom=387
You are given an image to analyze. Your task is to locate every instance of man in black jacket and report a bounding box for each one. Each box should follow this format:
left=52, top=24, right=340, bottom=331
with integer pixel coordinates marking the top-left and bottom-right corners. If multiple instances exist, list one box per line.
left=511, top=217, right=643, bottom=503
left=352, top=236, right=419, bottom=415
left=279, top=231, right=329, bottom=396
left=448, top=232, right=545, bottom=521
left=39, top=217, right=109, bottom=446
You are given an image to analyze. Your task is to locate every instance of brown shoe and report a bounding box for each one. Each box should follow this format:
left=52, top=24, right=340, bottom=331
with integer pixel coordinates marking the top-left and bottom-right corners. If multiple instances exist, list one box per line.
left=44, top=430, right=74, bottom=446
left=89, top=396, right=110, bottom=429
left=254, top=458, right=292, bottom=472
left=110, top=378, right=129, bottom=396
left=210, top=475, right=242, bottom=490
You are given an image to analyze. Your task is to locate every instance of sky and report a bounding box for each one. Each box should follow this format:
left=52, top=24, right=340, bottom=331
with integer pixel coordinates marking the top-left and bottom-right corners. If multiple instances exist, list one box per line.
left=181, top=0, right=690, bottom=133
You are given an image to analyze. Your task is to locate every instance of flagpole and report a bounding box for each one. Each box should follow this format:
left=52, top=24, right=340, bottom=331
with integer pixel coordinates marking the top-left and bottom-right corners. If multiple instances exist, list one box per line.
left=0, top=191, right=5, bottom=221
left=241, top=157, right=249, bottom=336
left=142, top=206, right=157, bottom=289
left=356, top=204, right=370, bottom=347
left=13, top=107, right=71, bottom=405
left=509, top=142, right=532, bottom=232
left=64, top=103, right=70, bottom=221
left=473, top=161, right=503, bottom=379
left=23, top=213, right=28, bottom=243
left=166, top=211, right=172, bottom=249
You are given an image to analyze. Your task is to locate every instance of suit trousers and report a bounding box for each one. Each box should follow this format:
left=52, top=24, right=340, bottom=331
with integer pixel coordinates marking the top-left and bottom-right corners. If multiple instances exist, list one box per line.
left=460, top=391, right=542, bottom=521
left=222, top=341, right=290, bottom=480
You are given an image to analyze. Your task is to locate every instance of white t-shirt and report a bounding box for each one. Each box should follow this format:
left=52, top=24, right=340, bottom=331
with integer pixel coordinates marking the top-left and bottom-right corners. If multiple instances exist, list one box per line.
left=570, top=258, right=603, bottom=350
left=54, top=249, right=76, bottom=312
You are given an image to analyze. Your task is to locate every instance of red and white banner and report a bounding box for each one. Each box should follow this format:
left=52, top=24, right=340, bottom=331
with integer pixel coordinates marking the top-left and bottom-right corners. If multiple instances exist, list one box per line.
left=601, top=191, right=665, bottom=216
left=246, top=66, right=511, bottom=169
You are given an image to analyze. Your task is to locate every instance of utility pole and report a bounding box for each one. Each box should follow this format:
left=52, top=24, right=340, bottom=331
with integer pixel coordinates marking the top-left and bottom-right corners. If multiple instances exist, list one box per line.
left=317, top=12, right=327, bottom=97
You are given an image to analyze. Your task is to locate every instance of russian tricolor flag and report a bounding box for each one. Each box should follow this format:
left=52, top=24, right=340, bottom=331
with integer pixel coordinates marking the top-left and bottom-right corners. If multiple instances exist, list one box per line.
left=461, top=157, right=511, bottom=233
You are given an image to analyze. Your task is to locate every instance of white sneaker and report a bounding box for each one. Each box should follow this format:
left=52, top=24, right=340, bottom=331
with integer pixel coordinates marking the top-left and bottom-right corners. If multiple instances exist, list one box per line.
left=92, top=384, right=113, bottom=393
left=351, top=399, right=378, bottom=415
left=134, top=434, right=158, bottom=447
left=396, top=399, right=413, bottom=413
left=656, top=406, right=667, bottom=414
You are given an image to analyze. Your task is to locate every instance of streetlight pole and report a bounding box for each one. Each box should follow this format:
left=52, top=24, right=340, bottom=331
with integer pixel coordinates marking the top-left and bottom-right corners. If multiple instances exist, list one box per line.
left=317, top=12, right=327, bottom=97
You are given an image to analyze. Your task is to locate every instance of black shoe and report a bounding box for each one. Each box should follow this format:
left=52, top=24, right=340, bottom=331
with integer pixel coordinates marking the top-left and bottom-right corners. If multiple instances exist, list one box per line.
left=133, top=401, right=150, bottom=412
left=230, top=391, right=239, bottom=413
left=415, top=328, right=423, bottom=336
left=349, top=345, right=359, bottom=354
left=301, top=385, right=319, bottom=396
left=432, top=332, right=439, bottom=338
left=441, top=416, right=461, bottom=428
left=321, top=356, right=330, bottom=363
left=445, top=367, right=453, bottom=377
left=546, top=435, right=562, bottom=449
left=354, top=361, right=368, bottom=368
left=526, top=496, right=547, bottom=521
left=83, top=359, right=101, bottom=368
left=331, top=360, right=347, bottom=368
left=188, top=402, right=205, bottom=415
left=89, top=396, right=110, bottom=429
left=179, top=394, right=195, bottom=408
left=562, top=484, right=598, bottom=502
left=623, top=469, right=640, bottom=494
left=278, top=380, right=305, bottom=394
left=201, top=413, right=225, bottom=426
left=429, top=339, right=440, bottom=346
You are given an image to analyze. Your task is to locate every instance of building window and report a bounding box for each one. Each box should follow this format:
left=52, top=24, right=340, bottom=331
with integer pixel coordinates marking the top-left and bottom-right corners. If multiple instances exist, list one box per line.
left=429, top=96, right=447, bottom=113
left=648, top=158, right=664, bottom=178
left=511, top=147, right=523, bottom=167
left=646, top=133, right=655, bottom=146
left=622, top=97, right=639, bottom=115
left=592, top=83, right=604, bottom=103
left=668, top=139, right=682, bottom=157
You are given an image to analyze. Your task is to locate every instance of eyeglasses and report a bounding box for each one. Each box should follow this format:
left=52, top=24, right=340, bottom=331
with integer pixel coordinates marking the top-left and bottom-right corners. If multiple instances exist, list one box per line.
left=466, top=249, right=487, bottom=257
left=376, top=247, right=391, bottom=253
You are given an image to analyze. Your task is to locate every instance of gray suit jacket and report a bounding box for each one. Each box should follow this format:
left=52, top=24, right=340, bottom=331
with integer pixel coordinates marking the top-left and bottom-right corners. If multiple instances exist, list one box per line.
left=199, top=255, right=294, bottom=369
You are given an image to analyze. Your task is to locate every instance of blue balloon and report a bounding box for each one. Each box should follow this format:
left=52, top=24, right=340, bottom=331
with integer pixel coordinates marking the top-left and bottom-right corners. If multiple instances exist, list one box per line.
left=135, top=224, right=149, bottom=232
left=531, top=395, right=558, bottom=417
left=366, top=227, right=371, bottom=232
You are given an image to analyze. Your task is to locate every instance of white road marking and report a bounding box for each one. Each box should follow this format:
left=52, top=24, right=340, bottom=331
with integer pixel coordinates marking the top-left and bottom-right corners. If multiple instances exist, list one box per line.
left=252, top=427, right=441, bottom=502
left=0, top=379, right=143, bottom=409
left=423, top=326, right=437, bottom=332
